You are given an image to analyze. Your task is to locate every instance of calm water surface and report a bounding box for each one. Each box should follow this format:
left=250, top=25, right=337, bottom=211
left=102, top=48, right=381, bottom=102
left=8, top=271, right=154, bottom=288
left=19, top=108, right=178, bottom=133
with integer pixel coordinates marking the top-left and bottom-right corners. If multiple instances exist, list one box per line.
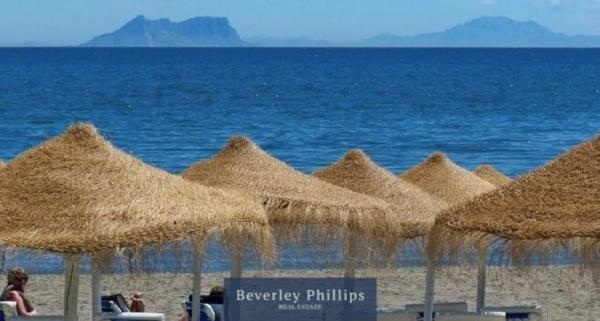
left=0, top=48, right=599, bottom=273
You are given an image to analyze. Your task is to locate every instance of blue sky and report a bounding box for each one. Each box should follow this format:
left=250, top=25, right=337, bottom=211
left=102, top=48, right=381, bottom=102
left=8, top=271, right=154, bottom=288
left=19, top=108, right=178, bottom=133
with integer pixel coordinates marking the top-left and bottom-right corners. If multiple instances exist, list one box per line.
left=1, top=0, right=600, bottom=45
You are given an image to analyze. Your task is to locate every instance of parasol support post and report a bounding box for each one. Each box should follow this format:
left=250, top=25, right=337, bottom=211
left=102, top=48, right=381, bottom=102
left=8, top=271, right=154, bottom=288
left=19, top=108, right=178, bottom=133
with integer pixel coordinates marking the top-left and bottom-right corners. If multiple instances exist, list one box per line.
left=192, top=241, right=204, bottom=321
left=423, top=257, right=435, bottom=321
left=230, top=248, right=243, bottom=278
left=0, top=247, right=6, bottom=272
left=64, top=255, right=81, bottom=321
left=344, top=235, right=357, bottom=278
left=476, top=247, right=487, bottom=314
left=91, top=257, right=102, bottom=321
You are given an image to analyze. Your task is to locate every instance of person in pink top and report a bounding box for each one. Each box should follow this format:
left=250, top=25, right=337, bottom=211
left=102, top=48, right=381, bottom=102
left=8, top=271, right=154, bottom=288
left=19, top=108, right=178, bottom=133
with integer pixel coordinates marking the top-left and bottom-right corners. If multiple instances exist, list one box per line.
left=0, top=268, right=39, bottom=316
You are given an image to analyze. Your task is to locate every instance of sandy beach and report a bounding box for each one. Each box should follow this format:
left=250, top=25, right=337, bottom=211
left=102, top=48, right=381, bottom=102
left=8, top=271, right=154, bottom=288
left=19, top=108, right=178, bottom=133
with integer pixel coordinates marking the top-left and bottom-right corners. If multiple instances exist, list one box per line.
left=20, top=266, right=599, bottom=321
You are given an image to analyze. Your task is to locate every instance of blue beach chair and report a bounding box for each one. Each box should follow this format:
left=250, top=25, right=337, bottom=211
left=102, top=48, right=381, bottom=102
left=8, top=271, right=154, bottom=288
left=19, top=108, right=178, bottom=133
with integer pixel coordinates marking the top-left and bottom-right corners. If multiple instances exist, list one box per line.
left=183, top=295, right=224, bottom=321
left=483, top=305, right=543, bottom=321
left=101, top=294, right=165, bottom=321
left=405, top=301, right=468, bottom=321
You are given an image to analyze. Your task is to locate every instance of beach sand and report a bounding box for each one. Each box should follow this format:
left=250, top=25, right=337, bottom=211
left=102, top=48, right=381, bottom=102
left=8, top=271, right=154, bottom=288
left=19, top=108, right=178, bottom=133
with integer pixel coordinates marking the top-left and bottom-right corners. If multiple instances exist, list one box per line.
left=23, top=266, right=599, bottom=321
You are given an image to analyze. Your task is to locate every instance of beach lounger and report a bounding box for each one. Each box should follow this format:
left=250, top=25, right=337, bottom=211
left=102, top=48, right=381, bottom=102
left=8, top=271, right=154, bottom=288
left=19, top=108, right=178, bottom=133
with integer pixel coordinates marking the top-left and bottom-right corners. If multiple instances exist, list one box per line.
left=0, top=301, right=63, bottom=321
left=405, top=302, right=468, bottom=321
left=436, top=312, right=506, bottom=321
left=181, top=300, right=223, bottom=321
left=0, top=302, right=15, bottom=321
left=483, top=305, right=543, bottom=321
left=182, top=294, right=224, bottom=321
left=377, top=308, right=416, bottom=321
left=100, top=294, right=164, bottom=321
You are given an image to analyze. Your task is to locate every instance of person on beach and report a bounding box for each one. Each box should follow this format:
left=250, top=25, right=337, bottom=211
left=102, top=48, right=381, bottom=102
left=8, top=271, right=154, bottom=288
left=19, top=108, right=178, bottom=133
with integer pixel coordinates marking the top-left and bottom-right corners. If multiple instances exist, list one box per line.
left=0, top=267, right=39, bottom=316
left=208, top=286, right=224, bottom=301
left=129, top=291, right=145, bottom=312
left=207, top=286, right=224, bottom=321
left=178, top=286, right=224, bottom=321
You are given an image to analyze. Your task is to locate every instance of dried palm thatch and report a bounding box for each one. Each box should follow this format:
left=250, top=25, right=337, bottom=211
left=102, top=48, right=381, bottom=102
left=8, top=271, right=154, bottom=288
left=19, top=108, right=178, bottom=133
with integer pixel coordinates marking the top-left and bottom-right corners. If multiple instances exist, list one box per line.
left=0, top=160, right=5, bottom=169
left=181, top=137, right=394, bottom=248
left=314, top=149, right=447, bottom=240
left=430, top=136, right=600, bottom=268
left=399, top=152, right=496, bottom=206
left=0, top=124, right=274, bottom=261
left=474, top=164, right=513, bottom=187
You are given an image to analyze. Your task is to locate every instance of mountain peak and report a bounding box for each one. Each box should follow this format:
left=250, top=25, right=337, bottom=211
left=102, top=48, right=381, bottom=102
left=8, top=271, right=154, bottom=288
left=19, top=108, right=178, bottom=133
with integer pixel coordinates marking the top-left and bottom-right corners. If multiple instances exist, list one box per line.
left=465, top=16, right=541, bottom=26
left=450, top=16, right=552, bottom=34
left=467, top=16, right=519, bottom=24
left=123, top=15, right=148, bottom=25
left=363, top=16, right=600, bottom=47
left=185, top=16, right=229, bottom=23
left=83, top=15, right=245, bottom=47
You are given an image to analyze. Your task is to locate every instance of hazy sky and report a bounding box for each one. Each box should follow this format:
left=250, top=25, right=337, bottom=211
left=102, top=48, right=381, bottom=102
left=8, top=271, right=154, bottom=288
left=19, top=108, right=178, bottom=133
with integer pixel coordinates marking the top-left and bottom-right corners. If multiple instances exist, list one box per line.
left=1, top=0, right=600, bottom=45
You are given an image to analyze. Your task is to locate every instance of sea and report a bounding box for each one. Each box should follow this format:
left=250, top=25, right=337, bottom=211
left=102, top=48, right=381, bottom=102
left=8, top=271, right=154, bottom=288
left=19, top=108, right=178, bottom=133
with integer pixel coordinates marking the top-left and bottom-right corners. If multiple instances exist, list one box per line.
left=0, top=48, right=599, bottom=274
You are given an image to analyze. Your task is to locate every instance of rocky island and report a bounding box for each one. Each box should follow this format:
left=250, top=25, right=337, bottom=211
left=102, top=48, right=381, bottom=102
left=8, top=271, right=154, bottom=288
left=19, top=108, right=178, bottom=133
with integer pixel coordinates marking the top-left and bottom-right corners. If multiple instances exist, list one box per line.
left=83, top=15, right=246, bottom=47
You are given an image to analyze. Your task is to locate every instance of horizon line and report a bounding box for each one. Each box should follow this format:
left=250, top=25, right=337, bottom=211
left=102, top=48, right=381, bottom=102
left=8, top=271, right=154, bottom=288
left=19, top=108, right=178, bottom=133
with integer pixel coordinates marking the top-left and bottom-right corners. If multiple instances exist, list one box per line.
left=2, top=46, right=600, bottom=49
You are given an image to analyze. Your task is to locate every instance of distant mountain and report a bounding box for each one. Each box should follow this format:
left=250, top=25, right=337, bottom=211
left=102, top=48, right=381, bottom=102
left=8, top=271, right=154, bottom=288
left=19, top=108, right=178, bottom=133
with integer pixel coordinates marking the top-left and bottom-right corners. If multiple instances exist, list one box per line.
left=83, top=15, right=246, bottom=47
left=246, top=36, right=336, bottom=47
left=363, top=16, right=600, bottom=47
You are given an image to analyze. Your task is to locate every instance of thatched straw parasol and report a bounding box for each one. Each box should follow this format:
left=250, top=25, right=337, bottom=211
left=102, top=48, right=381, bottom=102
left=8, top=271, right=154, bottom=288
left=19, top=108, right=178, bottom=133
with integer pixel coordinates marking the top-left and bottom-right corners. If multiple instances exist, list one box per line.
left=431, top=136, right=600, bottom=266
left=0, top=124, right=273, bottom=256
left=400, top=152, right=496, bottom=206
left=400, top=153, right=497, bottom=321
left=182, top=137, right=394, bottom=242
left=182, top=137, right=395, bottom=278
left=425, top=137, right=600, bottom=318
left=474, top=164, right=513, bottom=187
left=314, top=149, right=448, bottom=240
left=0, top=159, right=5, bottom=169
left=0, top=124, right=274, bottom=321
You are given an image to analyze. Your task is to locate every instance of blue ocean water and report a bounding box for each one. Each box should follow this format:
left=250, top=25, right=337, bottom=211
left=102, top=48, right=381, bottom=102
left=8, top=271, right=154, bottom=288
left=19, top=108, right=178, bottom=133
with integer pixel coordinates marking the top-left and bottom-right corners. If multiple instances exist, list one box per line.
left=0, top=48, right=599, bottom=273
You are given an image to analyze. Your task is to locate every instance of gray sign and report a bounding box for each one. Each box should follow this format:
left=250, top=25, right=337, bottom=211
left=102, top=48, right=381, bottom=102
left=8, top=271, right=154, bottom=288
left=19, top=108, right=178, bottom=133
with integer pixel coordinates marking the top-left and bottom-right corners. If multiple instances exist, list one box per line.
left=224, top=278, right=377, bottom=321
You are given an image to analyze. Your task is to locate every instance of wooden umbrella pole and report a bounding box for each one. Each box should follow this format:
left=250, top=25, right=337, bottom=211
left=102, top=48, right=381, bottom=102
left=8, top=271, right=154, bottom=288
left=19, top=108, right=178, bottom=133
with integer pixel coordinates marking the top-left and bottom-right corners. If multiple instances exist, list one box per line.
left=64, top=255, right=81, bottom=321
left=476, top=247, right=487, bottom=314
left=0, top=247, right=5, bottom=272
left=192, top=241, right=204, bottom=321
left=230, top=249, right=243, bottom=278
left=91, top=257, right=102, bottom=321
left=344, top=235, right=357, bottom=278
left=423, top=257, right=435, bottom=321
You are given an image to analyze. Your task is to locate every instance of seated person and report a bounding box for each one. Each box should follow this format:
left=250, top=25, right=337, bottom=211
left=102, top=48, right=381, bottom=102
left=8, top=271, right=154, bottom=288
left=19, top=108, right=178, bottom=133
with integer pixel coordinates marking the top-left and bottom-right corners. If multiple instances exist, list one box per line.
left=0, top=268, right=39, bottom=316
left=205, top=286, right=224, bottom=303
left=206, top=287, right=223, bottom=321
left=102, top=292, right=146, bottom=313
left=129, top=292, right=145, bottom=312
left=179, top=286, right=224, bottom=321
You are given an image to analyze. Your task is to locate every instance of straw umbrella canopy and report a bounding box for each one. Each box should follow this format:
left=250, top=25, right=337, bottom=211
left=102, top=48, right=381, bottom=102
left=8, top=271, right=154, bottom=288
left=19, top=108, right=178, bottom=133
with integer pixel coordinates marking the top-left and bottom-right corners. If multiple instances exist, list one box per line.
left=313, top=149, right=448, bottom=240
left=400, top=152, right=496, bottom=206
left=424, top=138, right=600, bottom=319
left=430, top=135, right=600, bottom=267
left=0, top=160, right=5, bottom=169
left=470, top=164, right=512, bottom=313
left=400, top=152, right=497, bottom=321
left=181, top=137, right=396, bottom=278
left=182, top=136, right=394, bottom=242
left=0, top=124, right=273, bottom=256
left=0, top=124, right=274, bottom=321
left=474, top=164, right=513, bottom=187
